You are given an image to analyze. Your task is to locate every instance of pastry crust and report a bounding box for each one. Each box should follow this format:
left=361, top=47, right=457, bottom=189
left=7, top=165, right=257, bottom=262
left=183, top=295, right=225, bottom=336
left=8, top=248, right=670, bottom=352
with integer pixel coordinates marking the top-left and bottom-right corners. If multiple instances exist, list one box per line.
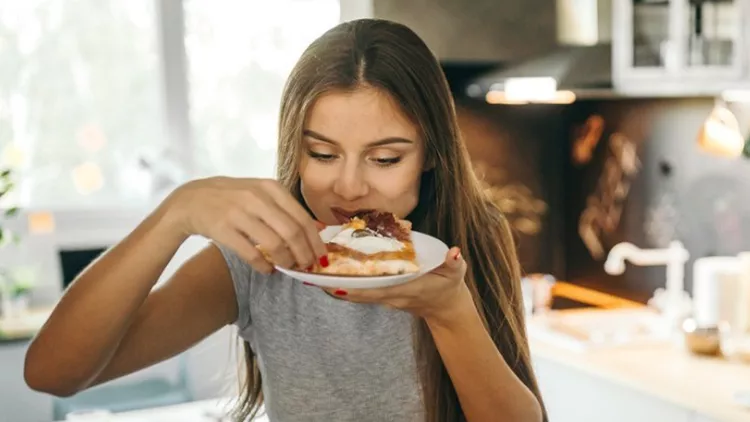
left=310, top=212, right=420, bottom=276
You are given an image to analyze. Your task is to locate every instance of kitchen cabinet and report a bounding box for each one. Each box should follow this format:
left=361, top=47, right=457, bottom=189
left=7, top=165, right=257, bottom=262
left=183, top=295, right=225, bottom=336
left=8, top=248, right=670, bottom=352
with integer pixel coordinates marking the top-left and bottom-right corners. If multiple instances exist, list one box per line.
left=0, top=340, right=53, bottom=422
left=533, top=355, right=694, bottom=422
left=612, top=0, right=750, bottom=96
left=0, top=326, right=237, bottom=422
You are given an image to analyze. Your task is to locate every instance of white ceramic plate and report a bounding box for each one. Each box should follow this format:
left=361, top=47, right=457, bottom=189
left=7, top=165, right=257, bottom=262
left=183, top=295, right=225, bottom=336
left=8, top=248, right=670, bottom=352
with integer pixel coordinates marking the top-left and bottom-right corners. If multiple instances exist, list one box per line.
left=275, top=225, right=449, bottom=289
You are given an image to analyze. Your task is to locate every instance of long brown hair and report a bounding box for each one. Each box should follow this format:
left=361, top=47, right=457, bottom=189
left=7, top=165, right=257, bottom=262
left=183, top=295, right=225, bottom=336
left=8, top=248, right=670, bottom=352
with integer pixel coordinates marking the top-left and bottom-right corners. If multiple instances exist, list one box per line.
left=234, top=18, right=546, bottom=422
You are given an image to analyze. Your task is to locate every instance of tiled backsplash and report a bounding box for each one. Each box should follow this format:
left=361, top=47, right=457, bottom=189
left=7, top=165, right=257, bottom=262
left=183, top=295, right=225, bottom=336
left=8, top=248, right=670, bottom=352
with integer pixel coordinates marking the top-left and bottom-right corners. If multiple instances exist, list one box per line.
left=456, top=96, right=750, bottom=303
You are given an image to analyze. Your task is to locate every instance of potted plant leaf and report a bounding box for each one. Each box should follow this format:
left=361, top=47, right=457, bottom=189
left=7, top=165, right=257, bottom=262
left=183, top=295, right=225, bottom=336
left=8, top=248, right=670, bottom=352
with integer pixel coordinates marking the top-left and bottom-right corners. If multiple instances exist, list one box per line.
left=0, top=168, right=31, bottom=319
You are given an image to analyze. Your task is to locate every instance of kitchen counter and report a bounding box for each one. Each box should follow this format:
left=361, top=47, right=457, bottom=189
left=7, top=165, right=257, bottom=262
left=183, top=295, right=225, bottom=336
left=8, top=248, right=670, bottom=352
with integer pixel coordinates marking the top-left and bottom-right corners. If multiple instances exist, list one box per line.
left=528, top=309, right=750, bottom=422
left=0, top=306, right=52, bottom=342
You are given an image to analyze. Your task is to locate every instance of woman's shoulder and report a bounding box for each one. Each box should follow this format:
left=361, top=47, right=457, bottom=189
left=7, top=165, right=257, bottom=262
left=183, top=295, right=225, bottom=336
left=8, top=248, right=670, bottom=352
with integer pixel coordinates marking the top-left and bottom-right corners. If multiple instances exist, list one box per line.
left=213, top=241, right=282, bottom=284
left=214, top=242, right=252, bottom=280
left=212, top=242, right=278, bottom=332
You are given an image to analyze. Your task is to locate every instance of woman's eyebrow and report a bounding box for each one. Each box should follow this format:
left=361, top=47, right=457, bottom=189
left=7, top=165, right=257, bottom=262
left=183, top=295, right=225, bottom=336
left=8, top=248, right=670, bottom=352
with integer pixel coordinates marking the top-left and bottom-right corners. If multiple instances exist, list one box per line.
left=303, top=129, right=415, bottom=147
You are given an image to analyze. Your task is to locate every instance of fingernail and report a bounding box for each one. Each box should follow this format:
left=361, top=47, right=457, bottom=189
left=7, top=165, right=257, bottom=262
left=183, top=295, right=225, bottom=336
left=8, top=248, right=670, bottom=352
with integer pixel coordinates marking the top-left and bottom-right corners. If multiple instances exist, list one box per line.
left=334, top=289, right=347, bottom=296
left=303, top=281, right=314, bottom=286
left=306, top=265, right=313, bottom=272
left=319, top=255, right=330, bottom=267
left=453, top=250, right=461, bottom=261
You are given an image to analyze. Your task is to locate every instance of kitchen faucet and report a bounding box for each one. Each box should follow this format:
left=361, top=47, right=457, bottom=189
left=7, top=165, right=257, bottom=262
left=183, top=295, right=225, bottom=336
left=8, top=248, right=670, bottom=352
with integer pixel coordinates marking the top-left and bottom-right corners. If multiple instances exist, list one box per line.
left=604, top=240, right=692, bottom=332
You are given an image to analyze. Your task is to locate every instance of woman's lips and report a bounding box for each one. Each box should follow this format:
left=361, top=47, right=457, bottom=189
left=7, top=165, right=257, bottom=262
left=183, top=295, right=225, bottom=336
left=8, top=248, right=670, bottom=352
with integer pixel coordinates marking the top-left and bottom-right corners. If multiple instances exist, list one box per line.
left=330, top=207, right=374, bottom=224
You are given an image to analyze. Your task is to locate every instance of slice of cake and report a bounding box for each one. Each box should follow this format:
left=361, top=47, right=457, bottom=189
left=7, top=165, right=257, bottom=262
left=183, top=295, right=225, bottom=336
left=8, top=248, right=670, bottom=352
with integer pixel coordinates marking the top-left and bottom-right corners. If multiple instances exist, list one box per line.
left=311, top=211, right=420, bottom=276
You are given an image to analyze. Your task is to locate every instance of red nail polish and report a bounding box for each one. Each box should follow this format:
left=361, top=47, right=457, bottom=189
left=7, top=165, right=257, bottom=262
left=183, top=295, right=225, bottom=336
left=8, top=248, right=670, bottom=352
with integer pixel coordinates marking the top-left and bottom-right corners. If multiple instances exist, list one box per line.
left=334, top=289, right=347, bottom=296
left=306, top=265, right=313, bottom=272
left=303, top=281, right=314, bottom=286
left=453, top=251, right=461, bottom=260
left=319, top=255, right=330, bottom=267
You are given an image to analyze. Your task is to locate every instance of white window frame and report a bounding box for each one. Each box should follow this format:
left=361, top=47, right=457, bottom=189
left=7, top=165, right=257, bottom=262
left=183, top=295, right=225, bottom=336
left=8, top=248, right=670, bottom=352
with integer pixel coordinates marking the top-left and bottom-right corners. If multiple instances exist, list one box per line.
left=156, top=0, right=194, bottom=177
left=154, top=0, right=373, bottom=180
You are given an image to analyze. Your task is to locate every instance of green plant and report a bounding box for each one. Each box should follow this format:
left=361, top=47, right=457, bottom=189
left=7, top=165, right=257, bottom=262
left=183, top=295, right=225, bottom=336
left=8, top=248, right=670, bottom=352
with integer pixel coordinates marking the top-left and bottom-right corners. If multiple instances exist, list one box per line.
left=0, top=167, right=30, bottom=300
left=0, top=268, right=34, bottom=298
left=7, top=273, right=34, bottom=298
left=0, top=168, right=20, bottom=245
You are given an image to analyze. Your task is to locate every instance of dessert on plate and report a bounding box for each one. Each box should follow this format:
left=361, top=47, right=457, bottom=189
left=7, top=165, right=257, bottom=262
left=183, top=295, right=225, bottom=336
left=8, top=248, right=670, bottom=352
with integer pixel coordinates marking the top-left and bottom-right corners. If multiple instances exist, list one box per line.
left=310, top=210, right=420, bottom=276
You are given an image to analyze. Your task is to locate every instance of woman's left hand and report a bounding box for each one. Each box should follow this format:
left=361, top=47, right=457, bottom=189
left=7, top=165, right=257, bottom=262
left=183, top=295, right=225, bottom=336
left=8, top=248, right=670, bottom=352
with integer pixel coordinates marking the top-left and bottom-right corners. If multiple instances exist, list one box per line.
left=322, top=247, right=472, bottom=324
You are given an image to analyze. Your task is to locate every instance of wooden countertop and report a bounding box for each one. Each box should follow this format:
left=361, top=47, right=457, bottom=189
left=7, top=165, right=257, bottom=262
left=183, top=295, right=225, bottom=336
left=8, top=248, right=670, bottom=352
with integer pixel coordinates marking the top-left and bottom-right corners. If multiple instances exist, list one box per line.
left=528, top=311, right=750, bottom=422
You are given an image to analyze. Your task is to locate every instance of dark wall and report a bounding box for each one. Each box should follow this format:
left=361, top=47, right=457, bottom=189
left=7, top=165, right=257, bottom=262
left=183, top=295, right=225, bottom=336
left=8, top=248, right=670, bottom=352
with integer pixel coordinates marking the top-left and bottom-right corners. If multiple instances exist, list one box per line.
left=565, top=98, right=750, bottom=302
left=455, top=99, right=567, bottom=278
left=455, top=96, right=750, bottom=304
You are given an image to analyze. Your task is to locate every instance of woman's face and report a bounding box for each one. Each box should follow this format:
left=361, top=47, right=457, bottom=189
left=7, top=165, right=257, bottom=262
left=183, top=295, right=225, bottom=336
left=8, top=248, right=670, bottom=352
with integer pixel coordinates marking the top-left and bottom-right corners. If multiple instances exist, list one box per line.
left=300, top=86, right=425, bottom=225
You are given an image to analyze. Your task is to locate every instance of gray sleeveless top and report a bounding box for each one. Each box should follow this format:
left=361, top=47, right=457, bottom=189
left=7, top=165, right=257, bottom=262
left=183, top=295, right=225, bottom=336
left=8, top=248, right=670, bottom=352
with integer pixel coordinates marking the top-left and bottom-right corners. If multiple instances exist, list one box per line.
left=217, top=244, right=424, bottom=422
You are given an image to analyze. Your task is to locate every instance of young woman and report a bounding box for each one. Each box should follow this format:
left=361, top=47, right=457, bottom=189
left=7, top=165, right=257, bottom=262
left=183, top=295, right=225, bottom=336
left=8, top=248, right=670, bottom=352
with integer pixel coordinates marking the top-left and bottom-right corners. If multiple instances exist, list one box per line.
left=25, top=19, right=545, bottom=422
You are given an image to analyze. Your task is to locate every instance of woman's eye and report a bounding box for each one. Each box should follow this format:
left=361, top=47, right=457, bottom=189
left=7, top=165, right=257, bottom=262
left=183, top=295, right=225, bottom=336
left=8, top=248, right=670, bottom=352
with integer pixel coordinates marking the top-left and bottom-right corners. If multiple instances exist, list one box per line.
left=372, top=157, right=402, bottom=167
left=307, top=151, right=337, bottom=162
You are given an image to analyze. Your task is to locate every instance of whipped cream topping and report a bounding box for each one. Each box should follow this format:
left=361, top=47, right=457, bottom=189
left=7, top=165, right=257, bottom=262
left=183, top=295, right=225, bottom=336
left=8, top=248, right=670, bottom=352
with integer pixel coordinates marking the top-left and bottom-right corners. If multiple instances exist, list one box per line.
left=329, top=227, right=405, bottom=254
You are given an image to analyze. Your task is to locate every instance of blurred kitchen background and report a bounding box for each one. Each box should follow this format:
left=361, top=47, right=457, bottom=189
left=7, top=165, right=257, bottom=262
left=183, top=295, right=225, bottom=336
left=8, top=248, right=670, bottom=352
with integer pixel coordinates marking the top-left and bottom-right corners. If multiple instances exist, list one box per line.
left=1, top=0, right=750, bottom=421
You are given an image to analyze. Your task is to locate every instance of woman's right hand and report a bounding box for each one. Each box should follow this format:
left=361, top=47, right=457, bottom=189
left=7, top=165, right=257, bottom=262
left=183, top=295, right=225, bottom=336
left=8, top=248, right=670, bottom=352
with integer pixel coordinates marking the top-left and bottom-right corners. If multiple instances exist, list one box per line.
left=162, top=177, right=327, bottom=274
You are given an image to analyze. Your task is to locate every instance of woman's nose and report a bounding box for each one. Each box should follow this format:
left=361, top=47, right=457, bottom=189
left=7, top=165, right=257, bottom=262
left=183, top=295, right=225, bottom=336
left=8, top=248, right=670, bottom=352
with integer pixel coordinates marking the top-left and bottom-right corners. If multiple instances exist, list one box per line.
left=332, top=162, right=369, bottom=200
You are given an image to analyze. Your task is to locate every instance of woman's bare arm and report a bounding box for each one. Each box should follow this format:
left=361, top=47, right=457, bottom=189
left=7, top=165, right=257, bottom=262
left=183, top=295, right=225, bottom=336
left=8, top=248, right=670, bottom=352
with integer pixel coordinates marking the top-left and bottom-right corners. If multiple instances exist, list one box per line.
left=24, top=177, right=324, bottom=397
left=24, top=207, right=237, bottom=397
left=85, top=243, right=237, bottom=388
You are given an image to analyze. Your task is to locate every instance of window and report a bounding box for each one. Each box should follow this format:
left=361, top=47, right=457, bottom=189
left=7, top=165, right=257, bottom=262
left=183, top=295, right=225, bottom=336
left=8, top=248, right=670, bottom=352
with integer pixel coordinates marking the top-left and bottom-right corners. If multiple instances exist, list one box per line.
left=185, top=0, right=339, bottom=179
left=0, top=0, right=165, bottom=209
left=0, top=0, right=340, bottom=210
